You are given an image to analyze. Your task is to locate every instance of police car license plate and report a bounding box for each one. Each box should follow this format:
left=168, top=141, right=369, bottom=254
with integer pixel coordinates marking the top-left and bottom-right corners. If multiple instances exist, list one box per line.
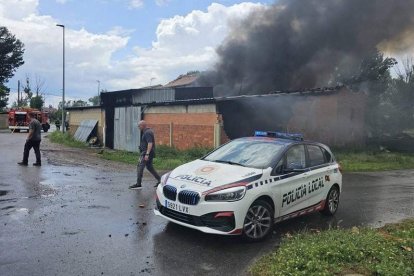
left=165, top=200, right=189, bottom=214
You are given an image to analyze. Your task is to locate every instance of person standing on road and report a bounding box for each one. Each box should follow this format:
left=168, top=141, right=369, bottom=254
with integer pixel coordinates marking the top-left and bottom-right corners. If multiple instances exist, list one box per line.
left=129, top=120, right=161, bottom=190
left=18, top=112, right=42, bottom=166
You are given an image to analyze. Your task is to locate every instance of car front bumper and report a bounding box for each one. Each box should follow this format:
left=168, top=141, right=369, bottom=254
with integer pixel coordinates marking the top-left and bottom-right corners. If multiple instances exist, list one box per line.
left=154, top=187, right=249, bottom=235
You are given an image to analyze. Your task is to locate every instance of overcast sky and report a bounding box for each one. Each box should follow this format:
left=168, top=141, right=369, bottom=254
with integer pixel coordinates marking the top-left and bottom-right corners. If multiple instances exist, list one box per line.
left=1, top=0, right=274, bottom=107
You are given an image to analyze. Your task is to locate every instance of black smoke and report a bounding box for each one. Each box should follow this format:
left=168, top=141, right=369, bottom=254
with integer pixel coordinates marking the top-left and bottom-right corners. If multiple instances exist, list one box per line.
left=198, top=0, right=414, bottom=96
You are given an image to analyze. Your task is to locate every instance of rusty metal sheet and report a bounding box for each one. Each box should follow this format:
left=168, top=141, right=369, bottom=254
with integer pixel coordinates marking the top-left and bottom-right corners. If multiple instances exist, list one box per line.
left=74, top=119, right=98, bottom=142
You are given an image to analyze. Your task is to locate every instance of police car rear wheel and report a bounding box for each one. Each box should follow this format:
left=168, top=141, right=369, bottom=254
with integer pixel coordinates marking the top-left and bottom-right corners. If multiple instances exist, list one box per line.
left=243, top=200, right=274, bottom=241
left=321, top=186, right=340, bottom=216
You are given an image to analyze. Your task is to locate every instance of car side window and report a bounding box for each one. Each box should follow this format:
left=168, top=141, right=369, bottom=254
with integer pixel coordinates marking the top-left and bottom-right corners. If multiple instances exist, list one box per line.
left=286, top=145, right=306, bottom=170
left=307, top=145, right=325, bottom=167
left=273, top=158, right=284, bottom=174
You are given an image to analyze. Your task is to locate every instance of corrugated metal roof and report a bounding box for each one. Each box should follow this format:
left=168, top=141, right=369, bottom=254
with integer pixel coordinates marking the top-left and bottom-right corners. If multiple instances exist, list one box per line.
left=164, top=74, right=198, bottom=88
left=146, top=85, right=345, bottom=106
left=74, top=119, right=98, bottom=142
left=132, top=88, right=175, bottom=104
left=66, top=106, right=102, bottom=110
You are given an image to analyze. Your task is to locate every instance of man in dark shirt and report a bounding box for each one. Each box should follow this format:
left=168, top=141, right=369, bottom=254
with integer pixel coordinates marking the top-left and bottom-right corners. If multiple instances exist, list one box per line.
left=18, top=112, right=42, bottom=166
left=129, top=120, right=161, bottom=189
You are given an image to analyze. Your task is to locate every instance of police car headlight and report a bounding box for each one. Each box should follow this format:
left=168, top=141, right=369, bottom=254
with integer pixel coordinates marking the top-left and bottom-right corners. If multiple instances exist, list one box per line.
left=160, top=172, right=171, bottom=186
left=205, top=186, right=246, bottom=202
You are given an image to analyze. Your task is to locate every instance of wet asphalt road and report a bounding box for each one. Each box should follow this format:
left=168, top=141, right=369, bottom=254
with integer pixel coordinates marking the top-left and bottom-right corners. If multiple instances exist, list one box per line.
left=0, top=130, right=413, bottom=276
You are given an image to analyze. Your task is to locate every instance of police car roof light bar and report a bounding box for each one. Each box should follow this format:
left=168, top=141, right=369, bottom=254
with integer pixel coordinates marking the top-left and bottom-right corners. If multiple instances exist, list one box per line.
left=254, top=130, right=304, bottom=141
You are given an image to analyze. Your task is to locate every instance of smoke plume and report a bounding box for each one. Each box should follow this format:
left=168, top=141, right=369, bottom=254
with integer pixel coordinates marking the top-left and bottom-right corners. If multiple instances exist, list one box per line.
left=198, top=0, right=414, bottom=96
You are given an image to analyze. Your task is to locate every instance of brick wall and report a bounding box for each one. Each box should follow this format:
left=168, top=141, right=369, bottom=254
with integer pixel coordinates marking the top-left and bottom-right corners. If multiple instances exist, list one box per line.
left=145, top=113, right=219, bottom=125
left=144, top=108, right=221, bottom=150
left=151, top=124, right=171, bottom=146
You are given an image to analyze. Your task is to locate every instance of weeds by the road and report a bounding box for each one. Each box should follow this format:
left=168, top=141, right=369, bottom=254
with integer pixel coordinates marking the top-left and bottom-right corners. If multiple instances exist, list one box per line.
left=250, top=219, right=414, bottom=276
left=335, top=149, right=414, bottom=172
left=48, top=131, right=87, bottom=148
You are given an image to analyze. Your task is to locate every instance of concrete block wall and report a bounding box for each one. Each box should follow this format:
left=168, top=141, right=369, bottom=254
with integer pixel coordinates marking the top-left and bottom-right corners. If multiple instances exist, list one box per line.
left=67, top=108, right=105, bottom=144
left=287, top=88, right=366, bottom=146
left=0, top=113, right=8, bottom=129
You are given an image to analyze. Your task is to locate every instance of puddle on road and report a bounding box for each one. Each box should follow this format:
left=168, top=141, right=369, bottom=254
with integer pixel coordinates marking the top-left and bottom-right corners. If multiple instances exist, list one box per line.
left=2, top=207, right=30, bottom=218
left=0, top=190, right=9, bottom=196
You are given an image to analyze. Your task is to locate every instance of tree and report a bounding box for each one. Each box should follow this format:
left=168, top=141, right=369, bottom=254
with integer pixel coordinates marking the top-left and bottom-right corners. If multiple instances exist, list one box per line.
left=337, top=50, right=397, bottom=139
left=0, top=27, right=25, bottom=109
left=18, top=75, right=46, bottom=109
left=65, top=99, right=88, bottom=107
left=0, top=83, right=10, bottom=111
left=88, top=95, right=100, bottom=106
left=30, top=95, right=44, bottom=109
left=0, top=27, right=25, bottom=83
left=70, top=99, right=88, bottom=107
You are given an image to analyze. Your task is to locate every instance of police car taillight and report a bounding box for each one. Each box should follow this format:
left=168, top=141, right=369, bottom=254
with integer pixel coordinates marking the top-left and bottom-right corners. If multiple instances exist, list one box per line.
left=338, top=164, right=343, bottom=174
left=254, top=130, right=304, bottom=141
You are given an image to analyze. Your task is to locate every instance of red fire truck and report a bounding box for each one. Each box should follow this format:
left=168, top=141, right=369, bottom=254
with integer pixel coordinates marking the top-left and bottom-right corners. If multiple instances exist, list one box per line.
left=8, top=108, right=50, bottom=133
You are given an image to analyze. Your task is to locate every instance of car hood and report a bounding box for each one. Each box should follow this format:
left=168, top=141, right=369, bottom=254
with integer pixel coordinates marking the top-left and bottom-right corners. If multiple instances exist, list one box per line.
left=166, top=159, right=263, bottom=192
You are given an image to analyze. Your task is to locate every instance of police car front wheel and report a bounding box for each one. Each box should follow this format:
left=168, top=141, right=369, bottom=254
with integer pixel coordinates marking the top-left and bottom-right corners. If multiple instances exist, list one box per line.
left=243, top=200, right=274, bottom=241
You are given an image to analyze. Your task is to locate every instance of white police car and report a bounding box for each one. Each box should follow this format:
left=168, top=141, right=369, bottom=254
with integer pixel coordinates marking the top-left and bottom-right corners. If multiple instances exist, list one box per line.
left=154, top=131, right=342, bottom=241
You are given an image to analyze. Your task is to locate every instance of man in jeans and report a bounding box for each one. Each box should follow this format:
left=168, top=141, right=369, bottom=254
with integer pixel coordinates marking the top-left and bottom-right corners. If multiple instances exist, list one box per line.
left=18, top=112, right=42, bottom=166
left=129, top=120, right=161, bottom=190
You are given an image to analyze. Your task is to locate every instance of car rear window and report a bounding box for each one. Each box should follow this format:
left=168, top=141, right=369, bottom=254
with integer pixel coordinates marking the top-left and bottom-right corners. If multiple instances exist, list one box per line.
left=322, top=147, right=332, bottom=163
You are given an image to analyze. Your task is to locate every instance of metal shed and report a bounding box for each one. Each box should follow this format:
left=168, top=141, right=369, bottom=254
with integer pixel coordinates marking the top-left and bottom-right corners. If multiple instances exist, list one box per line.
left=101, top=87, right=213, bottom=150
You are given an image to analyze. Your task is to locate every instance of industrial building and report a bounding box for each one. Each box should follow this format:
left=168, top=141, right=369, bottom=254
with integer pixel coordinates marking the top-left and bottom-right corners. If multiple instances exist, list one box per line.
left=66, top=85, right=366, bottom=152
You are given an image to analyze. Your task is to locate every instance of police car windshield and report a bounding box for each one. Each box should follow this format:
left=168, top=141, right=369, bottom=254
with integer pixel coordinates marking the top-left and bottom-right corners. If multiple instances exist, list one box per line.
left=203, top=139, right=285, bottom=169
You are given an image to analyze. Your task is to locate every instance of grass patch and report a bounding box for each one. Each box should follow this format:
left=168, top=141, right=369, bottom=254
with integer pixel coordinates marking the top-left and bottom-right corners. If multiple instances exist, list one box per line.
left=334, top=149, right=414, bottom=172
left=47, top=132, right=414, bottom=172
left=100, top=145, right=212, bottom=170
left=250, top=219, right=414, bottom=276
left=48, top=131, right=87, bottom=148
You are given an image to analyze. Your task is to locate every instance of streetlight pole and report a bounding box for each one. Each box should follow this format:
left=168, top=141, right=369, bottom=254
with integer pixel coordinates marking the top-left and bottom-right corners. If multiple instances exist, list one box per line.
left=97, top=80, right=100, bottom=97
left=56, top=24, right=65, bottom=133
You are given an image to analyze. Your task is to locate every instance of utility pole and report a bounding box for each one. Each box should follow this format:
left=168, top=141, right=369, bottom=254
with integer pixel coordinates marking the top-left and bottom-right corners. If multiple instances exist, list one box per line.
left=17, top=80, right=20, bottom=107
left=56, top=24, right=65, bottom=133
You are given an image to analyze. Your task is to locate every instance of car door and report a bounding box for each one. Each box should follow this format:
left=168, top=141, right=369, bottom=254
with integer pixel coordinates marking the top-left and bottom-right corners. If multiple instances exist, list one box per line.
left=277, top=144, right=310, bottom=217
left=304, top=144, right=330, bottom=206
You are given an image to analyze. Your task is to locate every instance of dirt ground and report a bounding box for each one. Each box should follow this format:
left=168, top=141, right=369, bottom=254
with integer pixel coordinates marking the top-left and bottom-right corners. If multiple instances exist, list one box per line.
left=41, top=135, right=136, bottom=172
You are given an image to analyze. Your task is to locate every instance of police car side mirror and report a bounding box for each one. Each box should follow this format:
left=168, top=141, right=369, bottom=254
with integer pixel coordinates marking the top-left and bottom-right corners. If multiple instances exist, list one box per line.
left=271, top=165, right=284, bottom=176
